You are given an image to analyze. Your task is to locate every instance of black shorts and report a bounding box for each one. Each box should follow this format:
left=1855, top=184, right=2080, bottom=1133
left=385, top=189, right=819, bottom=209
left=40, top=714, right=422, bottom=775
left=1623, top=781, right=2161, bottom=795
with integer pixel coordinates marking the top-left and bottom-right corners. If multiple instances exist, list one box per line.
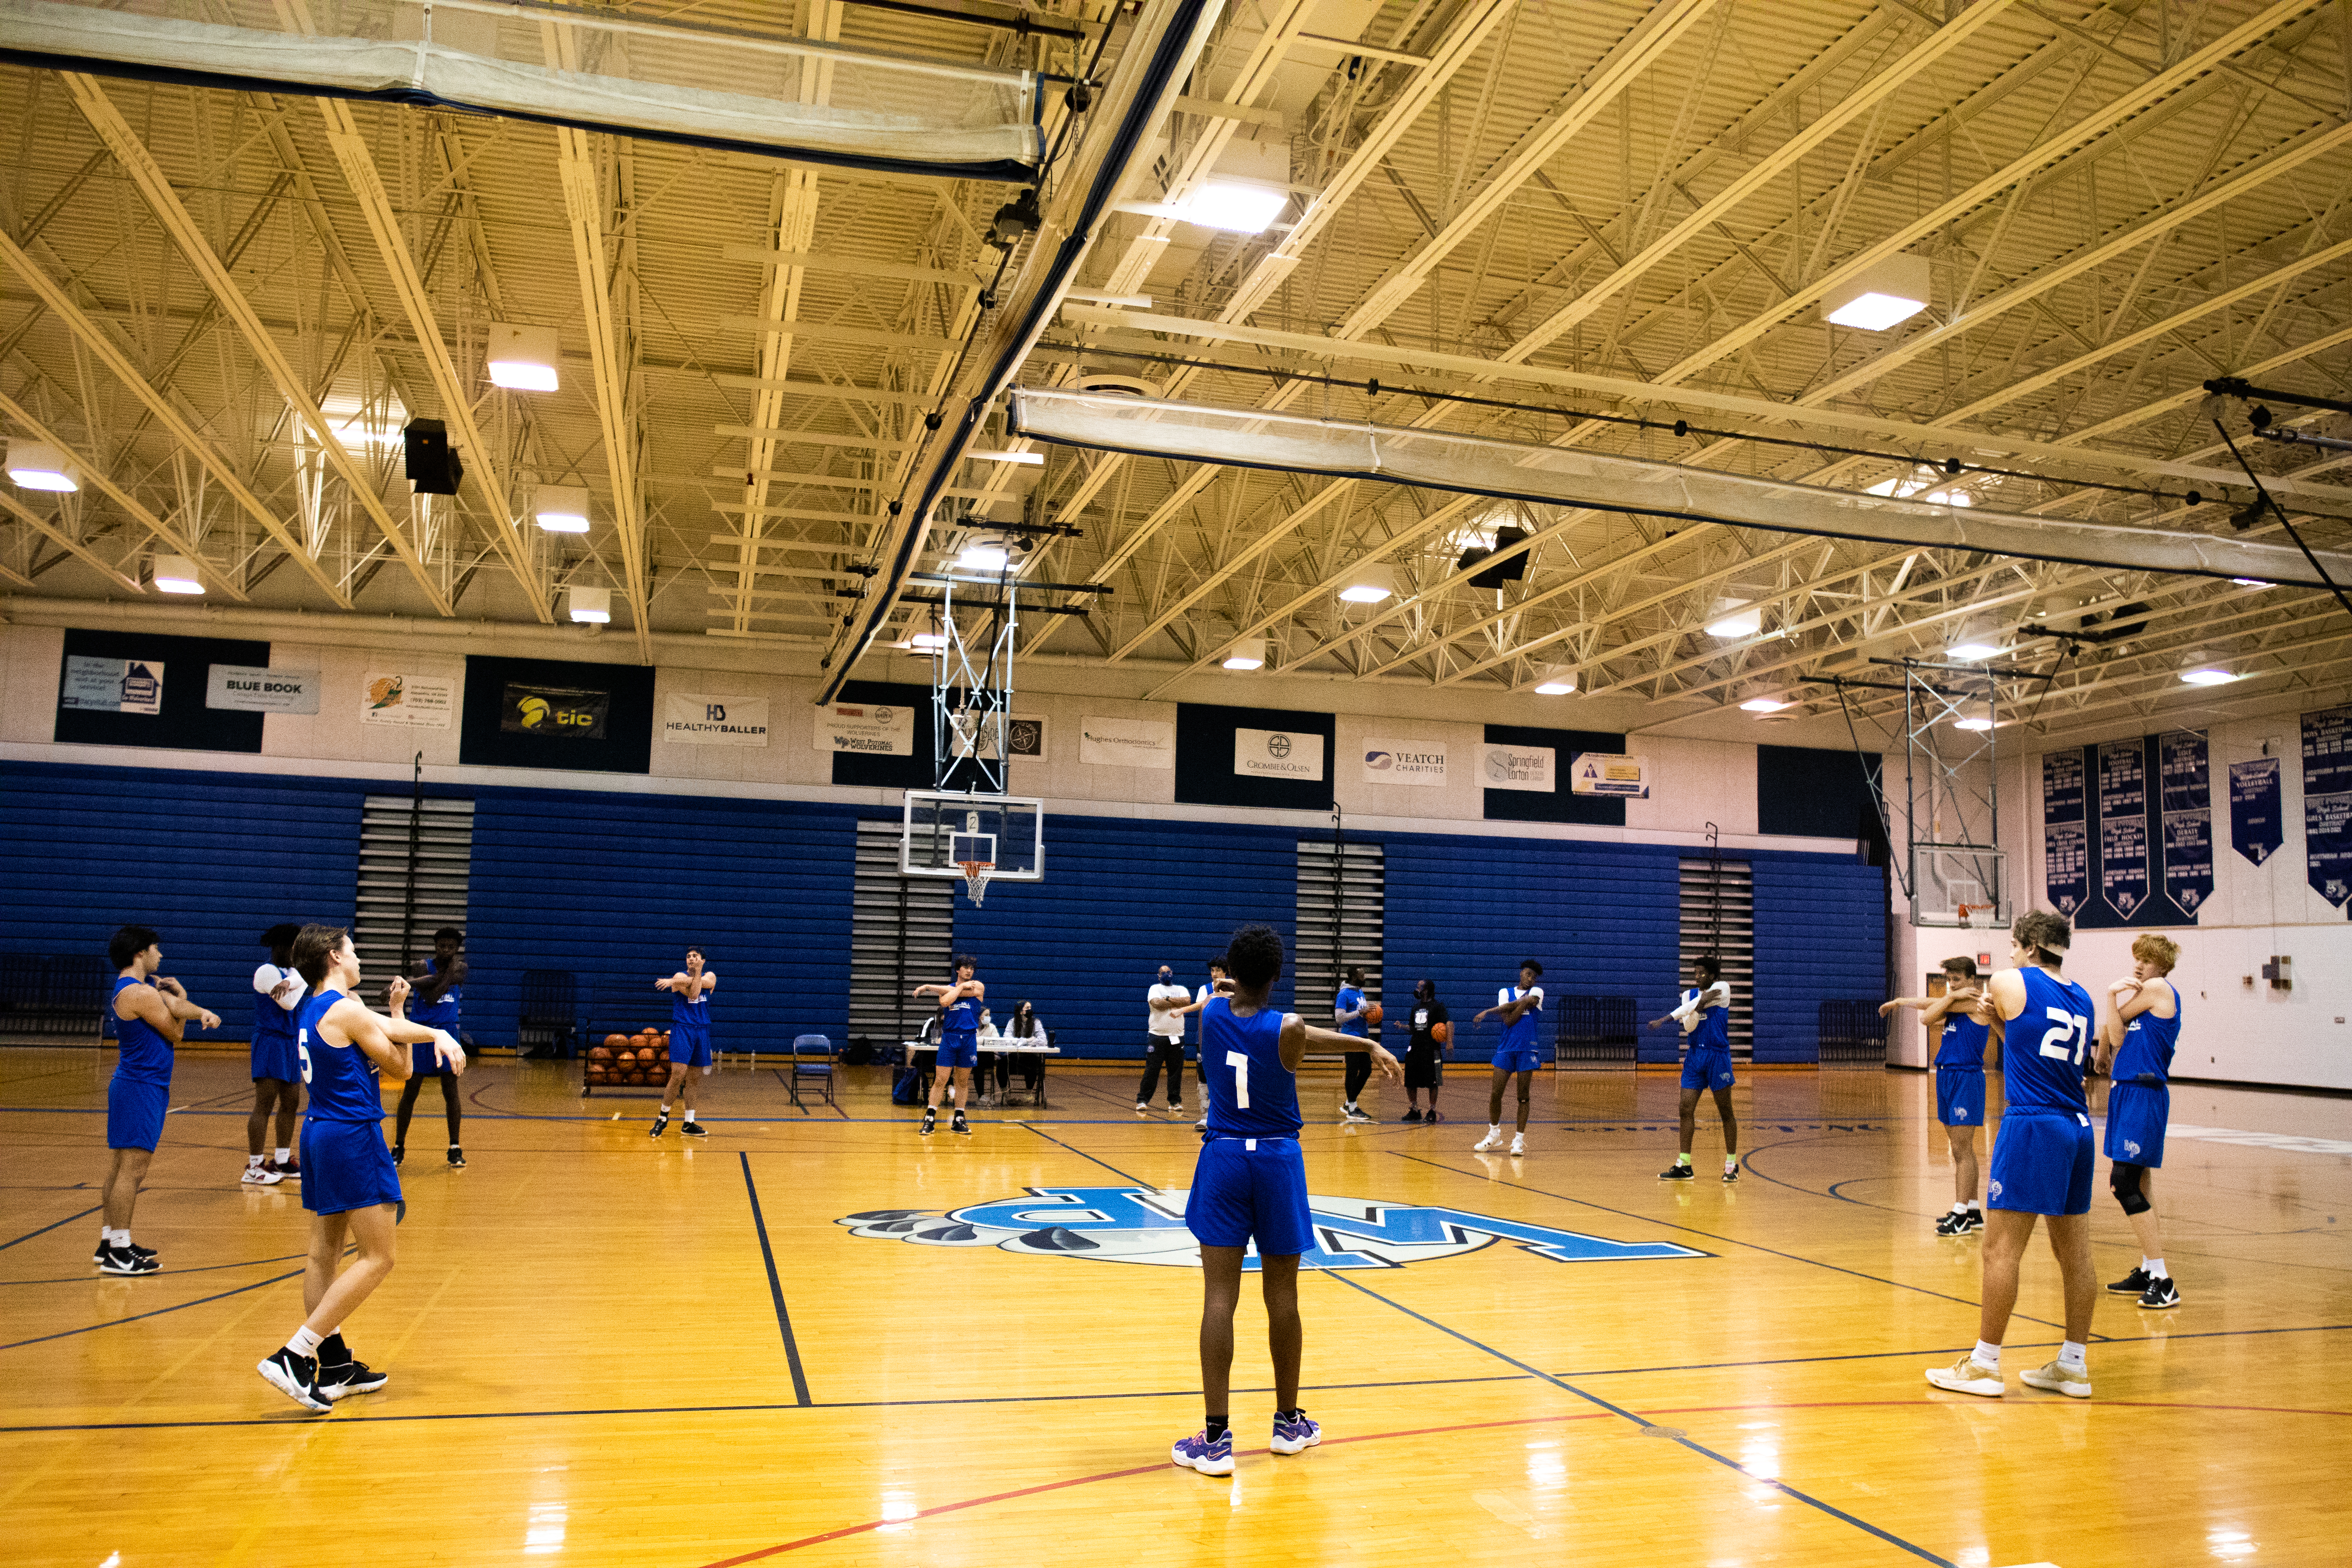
left=1405, top=1045, right=1443, bottom=1089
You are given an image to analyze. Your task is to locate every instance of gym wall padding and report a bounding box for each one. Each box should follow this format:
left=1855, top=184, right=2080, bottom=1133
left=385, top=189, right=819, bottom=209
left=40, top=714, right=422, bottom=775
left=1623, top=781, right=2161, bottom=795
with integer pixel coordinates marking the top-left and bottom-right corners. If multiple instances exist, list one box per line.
left=1757, top=744, right=1883, bottom=840
left=1175, top=702, right=1336, bottom=812
left=828, top=680, right=936, bottom=790
left=458, top=656, right=657, bottom=775
left=54, top=628, right=271, bottom=755
left=1751, top=855, right=1891, bottom=1062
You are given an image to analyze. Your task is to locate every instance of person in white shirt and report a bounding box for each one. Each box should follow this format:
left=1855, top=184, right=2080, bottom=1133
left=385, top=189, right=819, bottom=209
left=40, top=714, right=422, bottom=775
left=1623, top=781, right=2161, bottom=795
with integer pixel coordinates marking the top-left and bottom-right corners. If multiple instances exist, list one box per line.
left=1139, top=965, right=1193, bottom=1115
left=1178, top=956, right=1232, bottom=1132
left=245, top=924, right=307, bottom=1185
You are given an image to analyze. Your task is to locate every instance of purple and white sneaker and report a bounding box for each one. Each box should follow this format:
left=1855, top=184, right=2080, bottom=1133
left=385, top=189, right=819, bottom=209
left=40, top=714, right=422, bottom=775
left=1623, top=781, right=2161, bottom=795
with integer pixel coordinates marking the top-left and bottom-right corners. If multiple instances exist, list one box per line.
left=1171, top=1427, right=1234, bottom=1475
left=1270, top=1409, right=1321, bottom=1455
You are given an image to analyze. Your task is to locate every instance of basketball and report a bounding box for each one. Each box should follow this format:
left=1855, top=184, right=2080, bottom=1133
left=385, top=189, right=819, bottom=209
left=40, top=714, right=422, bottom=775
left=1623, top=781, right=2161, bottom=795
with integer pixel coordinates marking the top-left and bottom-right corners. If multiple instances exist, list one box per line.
left=1432, top=1020, right=1451, bottom=1045
left=1363, top=1002, right=1383, bottom=1027
left=589, top=1045, right=613, bottom=1062
left=603, top=1033, right=626, bottom=1049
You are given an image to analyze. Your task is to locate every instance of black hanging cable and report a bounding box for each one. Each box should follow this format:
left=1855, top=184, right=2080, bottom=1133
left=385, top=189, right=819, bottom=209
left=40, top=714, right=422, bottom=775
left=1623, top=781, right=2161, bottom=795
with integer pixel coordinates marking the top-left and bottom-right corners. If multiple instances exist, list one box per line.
left=2209, top=416, right=2352, bottom=622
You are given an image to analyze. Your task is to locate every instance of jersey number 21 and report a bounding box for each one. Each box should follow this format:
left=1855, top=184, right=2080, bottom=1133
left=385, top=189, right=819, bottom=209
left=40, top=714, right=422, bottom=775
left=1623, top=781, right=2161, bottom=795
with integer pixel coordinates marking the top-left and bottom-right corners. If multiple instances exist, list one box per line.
left=2037, top=1006, right=2087, bottom=1065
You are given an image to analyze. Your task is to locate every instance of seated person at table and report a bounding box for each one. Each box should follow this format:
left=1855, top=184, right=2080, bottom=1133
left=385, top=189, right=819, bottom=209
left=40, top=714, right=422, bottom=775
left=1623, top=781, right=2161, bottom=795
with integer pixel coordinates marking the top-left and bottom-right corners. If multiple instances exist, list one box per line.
left=993, top=1001, right=1048, bottom=1095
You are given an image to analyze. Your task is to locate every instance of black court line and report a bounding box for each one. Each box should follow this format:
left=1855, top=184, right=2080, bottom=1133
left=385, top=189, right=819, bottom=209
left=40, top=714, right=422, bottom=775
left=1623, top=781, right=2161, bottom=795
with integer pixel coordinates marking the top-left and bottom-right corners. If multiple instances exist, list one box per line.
left=738, top=1152, right=812, bottom=1407
left=1020, top=1123, right=1152, bottom=1183
left=1394, top=1151, right=2097, bottom=1339
left=2, top=1250, right=307, bottom=1287
left=0, top=1203, right=103, bottom=1252
left=0, top=1269, right=302, bottom=1351
left=1554, top=1321, right=2352, bottom=1380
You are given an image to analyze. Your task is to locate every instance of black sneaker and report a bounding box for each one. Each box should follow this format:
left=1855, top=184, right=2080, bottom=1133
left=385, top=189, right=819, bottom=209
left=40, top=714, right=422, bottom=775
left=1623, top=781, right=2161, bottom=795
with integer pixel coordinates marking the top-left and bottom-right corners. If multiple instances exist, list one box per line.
left=1343, top=1105, right=1374, bottom=1123
left=1659, top=1162, right=1695, bottom=1180
left=391, top=1144, right=405, bottom=1167
left=648, top=1114, right=669, bottom=1140
left=1402, top=1108, right=1424, bottom=1123
left=920, top=1108, right=936, bottom=1137
left=278, top=1159, right=301, bottom=1178
left=1955, top=1208, right=1984, bottom=1233
left=2106, top=1266, right=2152, bottom=1296
left=2137, top=1276, right=2181, bottom=1309
left=96, top=1244, right=158, bottom=1276
left=951, top=1111, right=970, bottom=1136
left=1934, top=1209, right=1969, bottom=1236
left=257, top=1347, right=332, bottom=1413
left=319, top=1357, right=389, bottom=1399
left=446, top=1146, right=466, bottom=1169
left=1722, top=1162, right=1740, bottom=1183
left=681, top=1120, right=708, bottom=1138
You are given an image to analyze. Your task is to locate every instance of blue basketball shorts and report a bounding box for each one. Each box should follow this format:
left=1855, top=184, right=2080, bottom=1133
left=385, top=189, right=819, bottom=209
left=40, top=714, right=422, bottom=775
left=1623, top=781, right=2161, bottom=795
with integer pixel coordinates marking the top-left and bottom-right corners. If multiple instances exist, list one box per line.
left=1681, top=1047, right=1735, bottom=1092
left=1491, top=1047, right=1543, bottom=1075
left=300, top=1119, right=404, bottom=1216
left=251, top=1036, right=300, bottom=1084
left=408, top=1039, right=459, bottom=1077
left=1987, top=1107, right=2096, bottom=1216
left=1185, top=1136, right=1313, bottom=1257
left=107, top=1074, right=170, bottom=1151
left=2103, top=1082, right=2170, bottom=1167
left=669, top=1022, right=713, bottom=1070
left=1936, top=1067, right=1987, bottom=1127
left=935, top=1030, right=979, bottom=1070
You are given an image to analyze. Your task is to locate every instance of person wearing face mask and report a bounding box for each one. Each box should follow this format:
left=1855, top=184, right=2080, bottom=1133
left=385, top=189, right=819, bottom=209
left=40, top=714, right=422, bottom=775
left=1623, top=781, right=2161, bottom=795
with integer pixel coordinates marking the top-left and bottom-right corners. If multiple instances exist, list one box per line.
left=1400, top=980, right=1451, bottom=1123
left=1138, top=964, right=1192, bottom=1116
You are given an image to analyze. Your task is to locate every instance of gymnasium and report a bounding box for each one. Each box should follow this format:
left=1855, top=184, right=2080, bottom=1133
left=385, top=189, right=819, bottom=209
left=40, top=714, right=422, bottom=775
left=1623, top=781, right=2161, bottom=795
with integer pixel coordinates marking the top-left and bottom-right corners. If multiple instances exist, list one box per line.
left=3, top=0, right=2350, bottom=1563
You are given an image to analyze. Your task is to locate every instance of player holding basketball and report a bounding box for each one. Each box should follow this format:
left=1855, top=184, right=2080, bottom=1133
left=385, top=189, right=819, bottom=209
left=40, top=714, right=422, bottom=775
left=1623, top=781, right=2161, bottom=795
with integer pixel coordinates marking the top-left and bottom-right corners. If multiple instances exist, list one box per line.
left=2097, top=933, right=2182, bottom=1310
left=1173, top=924, right=1399, bottom=1476
left=1926, top=909, right=2100, bottom=1399
left=98, top=925, right=221, bottom=1274
left=393, top=927, right=467, bottom=1167
left=913, top=954, right=983, bottom=1136
left=1334, top=965, right=1378, bottom=1123
left=1649, top=955, right=1739, bottom=1181
left=1472, top=960, right=1544, bottom=1156
left=1401, top=979, right=1450, bottom=1123
left=1882, top=956, right=1990, bottom=1231
left=650, top=946, right=715, bottom=1140
left=244, top=924, right=306, bottom=1186
left=256, top=924, right=462, bottom=1412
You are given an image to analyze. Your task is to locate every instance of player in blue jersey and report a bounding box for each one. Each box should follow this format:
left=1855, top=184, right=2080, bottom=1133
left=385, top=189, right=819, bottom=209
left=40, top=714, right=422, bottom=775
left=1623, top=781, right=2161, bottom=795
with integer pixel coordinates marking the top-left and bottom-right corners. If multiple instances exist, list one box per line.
left=1927, top=909, right=2100, bottom=1401
left=1173, top=924, right=1399, bottom=1477
left=650, top=946, right=716, bottom=1139
left=1334, top=965, right=1378, bottom=1123
left=1882, top=955, right=1992, bottom=1233
left=1471, top=961, right=1544, bottom=1156
left=256, top=924, right=463, bottom=1413
left=912, top=954, right=983, bottom=1137
left=97, top=925, right=221, bottom=1274
left=1648, top=955, right=1739, bottom=1181
left=2097, top=933, right=2182, bottom=1310
left=244, top=924, right=307, bottom=1187
left=393, top=927, right=468, bottom=1167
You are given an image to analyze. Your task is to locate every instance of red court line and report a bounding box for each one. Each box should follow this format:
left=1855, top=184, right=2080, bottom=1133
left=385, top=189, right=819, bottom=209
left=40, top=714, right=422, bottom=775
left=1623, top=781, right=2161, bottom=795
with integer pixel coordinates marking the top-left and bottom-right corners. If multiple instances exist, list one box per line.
left=692, top=1395, right=2352, bottom=1565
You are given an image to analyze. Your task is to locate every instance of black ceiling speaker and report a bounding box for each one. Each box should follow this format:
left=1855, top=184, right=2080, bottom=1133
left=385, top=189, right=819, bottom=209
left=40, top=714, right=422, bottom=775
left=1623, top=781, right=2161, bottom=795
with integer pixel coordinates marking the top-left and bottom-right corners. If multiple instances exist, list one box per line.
left=403, top=418, right=464, bottom=496
left=1463, top=525, right=1529, bottom=589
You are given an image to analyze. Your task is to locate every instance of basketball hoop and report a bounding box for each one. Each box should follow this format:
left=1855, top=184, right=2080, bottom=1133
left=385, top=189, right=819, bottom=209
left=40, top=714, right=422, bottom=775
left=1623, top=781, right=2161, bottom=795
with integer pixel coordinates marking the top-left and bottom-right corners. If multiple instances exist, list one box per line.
left=958, top=859, right=993, bottom=905
left=1957, top=902, right=1994, bottom=929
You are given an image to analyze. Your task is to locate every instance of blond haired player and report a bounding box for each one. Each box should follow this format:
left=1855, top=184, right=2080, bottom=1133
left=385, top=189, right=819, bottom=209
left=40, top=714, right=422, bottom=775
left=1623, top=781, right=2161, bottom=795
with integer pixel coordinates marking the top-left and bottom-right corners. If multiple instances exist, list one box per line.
left=2097, top=933, right=2183, bottom=1310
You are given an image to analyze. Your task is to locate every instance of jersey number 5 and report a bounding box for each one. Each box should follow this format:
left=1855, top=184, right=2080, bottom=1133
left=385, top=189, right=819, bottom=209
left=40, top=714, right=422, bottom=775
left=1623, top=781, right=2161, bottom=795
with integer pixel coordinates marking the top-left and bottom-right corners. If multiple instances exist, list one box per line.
left=2037, top=1005, right=2087, bottom=1066
left=1225, top=1049, right=1251, bottom=1109
left=296, top=1027, right=314, bottom=1084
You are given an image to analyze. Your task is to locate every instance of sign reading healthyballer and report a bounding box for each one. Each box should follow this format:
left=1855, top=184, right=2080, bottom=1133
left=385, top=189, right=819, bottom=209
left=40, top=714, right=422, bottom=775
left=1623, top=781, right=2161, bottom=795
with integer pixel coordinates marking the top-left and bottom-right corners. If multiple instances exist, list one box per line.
left=818, top=701, right=914, bottom=755
left=665, top=693, right=769, bottom=748
left=1235, top=727, right=1325, bottom=780
left=1361, top=737, right=1447, bottom=786
left=500, top=683, right=608, bottom=739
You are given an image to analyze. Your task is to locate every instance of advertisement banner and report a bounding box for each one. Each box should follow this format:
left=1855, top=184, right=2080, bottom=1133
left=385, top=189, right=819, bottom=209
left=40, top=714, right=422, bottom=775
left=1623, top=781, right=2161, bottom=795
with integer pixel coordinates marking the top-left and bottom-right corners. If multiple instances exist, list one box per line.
left=1006, top=715, right=1047, bottom=759
left=500, top=682, right=608, bottom=739
left=362, top=672, right=455, bottom=728
left=1482, top=743, right=1555, bottom=793
left=1234, top=726, right=1325, bottom=780
left=61, top=655, right=164, bottom=714
left=206, top=664, right=320, bottom=715
left=2157, top=730, right=2212, bottom=915
left=1361, top=737, right=1448, bottom=787
left=1567, top=751, right=1647, bottom=797
left=1080, top=715, right=1174, bottom=769
left=2228, top=757, right=2283, bottom=866
left=2097, top=738, right=2150, bottom=920
left=2302, top=706, right=2352, bottom=906
left=818, top=700, right=915, bottom=756
left=664, top=693, right=769, bottom=747
left=2042, top=749, right=2087, bottom=915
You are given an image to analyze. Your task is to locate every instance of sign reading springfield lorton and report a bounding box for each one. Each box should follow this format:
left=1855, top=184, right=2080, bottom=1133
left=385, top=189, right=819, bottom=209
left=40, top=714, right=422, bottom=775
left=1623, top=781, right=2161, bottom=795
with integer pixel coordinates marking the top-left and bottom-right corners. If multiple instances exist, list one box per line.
left=1235, top=727, right=1325, bottom=780
left=817, top=700, right=914, bottom=756
left=1570, top=751, right=1650, bottom=798
left=1481, top=743, right=1553, bottom=792
left=665, top=693, right=769, bottom=748
left=206, top=664, right=320, bottom=714
left=1362, top=737, right=1448, bottom=787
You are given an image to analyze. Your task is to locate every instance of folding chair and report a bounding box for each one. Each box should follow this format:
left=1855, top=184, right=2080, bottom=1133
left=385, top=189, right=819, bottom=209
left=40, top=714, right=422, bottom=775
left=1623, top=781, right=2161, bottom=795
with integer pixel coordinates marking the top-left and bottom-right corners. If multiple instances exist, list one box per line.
left=788, top=1033, right=836, bottom=1110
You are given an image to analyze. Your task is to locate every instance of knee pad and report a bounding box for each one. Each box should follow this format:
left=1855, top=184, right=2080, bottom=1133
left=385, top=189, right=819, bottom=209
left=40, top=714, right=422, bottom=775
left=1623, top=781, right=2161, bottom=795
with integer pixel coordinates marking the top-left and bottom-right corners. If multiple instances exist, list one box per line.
left=2110, top=1163, right=2151, bottom=1215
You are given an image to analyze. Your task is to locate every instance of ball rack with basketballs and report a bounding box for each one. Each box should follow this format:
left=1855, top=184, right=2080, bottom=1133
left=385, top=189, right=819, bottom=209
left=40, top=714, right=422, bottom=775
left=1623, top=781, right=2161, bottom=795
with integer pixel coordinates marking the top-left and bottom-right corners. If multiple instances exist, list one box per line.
left=582, top=1026, right=672, bottom=1097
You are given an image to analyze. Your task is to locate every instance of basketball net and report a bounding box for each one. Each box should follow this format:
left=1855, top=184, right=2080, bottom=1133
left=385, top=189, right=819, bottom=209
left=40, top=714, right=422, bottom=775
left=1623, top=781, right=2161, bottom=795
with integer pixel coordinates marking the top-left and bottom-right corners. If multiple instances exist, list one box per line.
left=958, top=860, right=993, bottom=906
left=1957, top=902, right=1993, bottom=929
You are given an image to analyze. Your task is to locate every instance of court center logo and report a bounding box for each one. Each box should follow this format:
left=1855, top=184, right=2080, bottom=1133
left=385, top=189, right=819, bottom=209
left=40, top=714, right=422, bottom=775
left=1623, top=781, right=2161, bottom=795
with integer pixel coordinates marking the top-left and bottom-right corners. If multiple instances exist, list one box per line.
left=839, top=1187, right=1707, bottom=1271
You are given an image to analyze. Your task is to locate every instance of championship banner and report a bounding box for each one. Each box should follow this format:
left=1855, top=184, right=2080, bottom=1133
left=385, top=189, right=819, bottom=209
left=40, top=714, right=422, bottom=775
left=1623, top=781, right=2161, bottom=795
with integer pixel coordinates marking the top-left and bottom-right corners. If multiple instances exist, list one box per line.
left=1080, top=715, right=1172, bottom=768
left=61, top=655, right=163, bottom=714
left=2096, top=738, right=2150, bottom=919
left=363, top=672, right=456, bottom=728
left=206, top=664, right=320, bottom=714
left=1482, top=743, right=1554, bottom=793
left=2041, top=749, right=2087, bottom=916
left=1361, top=737, right=1448, bottom=787
left=2157, top=730, right=2213, bottom=915
left=818, top=700, right=915, bottom=755
left=2301, top=706, right=2352, bottom=906
left=500, top=682, right=608, bottom=739
left=1234, top=726, right=1325, bottom=780
left=2228, top=757, right=2283, bottom=866
left=664, top=693, right=769, bottom=747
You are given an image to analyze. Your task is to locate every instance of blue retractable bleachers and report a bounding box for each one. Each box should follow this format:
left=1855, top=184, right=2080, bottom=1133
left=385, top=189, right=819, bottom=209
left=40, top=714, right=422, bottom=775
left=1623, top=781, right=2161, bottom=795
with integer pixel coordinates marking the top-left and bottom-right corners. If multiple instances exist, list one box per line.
left=1751, top=855, right=1889, bottom=1062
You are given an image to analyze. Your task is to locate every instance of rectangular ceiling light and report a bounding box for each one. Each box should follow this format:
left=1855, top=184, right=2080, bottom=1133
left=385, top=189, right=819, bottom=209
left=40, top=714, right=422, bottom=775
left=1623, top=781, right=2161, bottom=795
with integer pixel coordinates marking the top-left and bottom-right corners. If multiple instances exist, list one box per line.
left=535, top=483, right=592, bottom=533
left=488, top=322, right=561, bottom=392
left=1821, top=252, right=1932, bottom=331
left=153, top=553, right=205, bottom=594
left=567, top=586, right=611, bottom=623
left=5, top=439, right=79, bottom=492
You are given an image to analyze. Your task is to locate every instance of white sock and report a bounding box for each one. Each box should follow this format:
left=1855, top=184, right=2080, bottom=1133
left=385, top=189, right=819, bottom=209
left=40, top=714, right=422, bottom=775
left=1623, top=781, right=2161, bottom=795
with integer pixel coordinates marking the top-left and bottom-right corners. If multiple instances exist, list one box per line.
left=276, top=1146, right=291, bottom=1163
left=1972, top=1339, right=2001, bottom=1372
left=1488, top=1124, right=1501, bottom=1136
left=1965, top=1200, right=1982, bottom=1212
left=1948, top=1200, right=1968, bottom=1213
left=248, top=1154, right=263, bottom=1168
left=110, top=1228, right=130, bottom=1249
left=2145, top=1258, right=2168, bottom=1278
left=2059, top=1339, right=2087, bottom=1371
left=287, top=1325, right=322, bottom=1357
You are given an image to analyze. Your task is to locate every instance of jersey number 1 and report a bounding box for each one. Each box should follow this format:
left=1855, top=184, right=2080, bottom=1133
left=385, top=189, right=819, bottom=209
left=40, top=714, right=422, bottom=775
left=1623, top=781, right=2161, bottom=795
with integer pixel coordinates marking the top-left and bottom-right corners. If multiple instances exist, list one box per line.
left=1225, top=1049, right=1251, bottom=1109
left=2037, top=1006, right=2087, bottom=1066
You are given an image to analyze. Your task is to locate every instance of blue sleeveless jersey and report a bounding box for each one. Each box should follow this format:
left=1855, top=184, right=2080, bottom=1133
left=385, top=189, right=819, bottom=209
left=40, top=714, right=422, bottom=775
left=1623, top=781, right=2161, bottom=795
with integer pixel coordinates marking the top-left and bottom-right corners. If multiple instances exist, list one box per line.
left=1201, top=997, right=1303, bottom=1138
left=940, top=989, right=979, bottom=1036
left=252, top=969, right=300, bottom=1053
left=1498, top=986, right=1544, bottom=1053
left=112, top=975, right=175, bottom=1085
left=673, top=978, right=711, bottom=1031
left=1685, top=987, right=1731, bottom=1052
left=408, top=958, right=461, bottom=1030
left=2005, top=968, right=2094, bottom=1115
left=298, top=988, right=385, bottom=1123
left=1335, top=985, right=1367, bottom=1040
left=2112, top=985, right=2180, bottom=1084
left=1936, top=1007, right=1990, bottom=1069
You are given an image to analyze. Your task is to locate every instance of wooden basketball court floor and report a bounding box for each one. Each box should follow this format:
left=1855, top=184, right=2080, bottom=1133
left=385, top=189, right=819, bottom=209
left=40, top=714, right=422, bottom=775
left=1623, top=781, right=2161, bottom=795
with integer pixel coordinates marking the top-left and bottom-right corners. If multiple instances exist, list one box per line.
left=3, top=1047, right=2347, bottom=1567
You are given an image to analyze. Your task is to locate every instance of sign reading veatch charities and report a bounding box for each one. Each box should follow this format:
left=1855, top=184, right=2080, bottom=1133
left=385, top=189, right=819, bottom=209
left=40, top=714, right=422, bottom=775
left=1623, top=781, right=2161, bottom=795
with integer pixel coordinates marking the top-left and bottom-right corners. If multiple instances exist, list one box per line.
left=1480, top=743, right=1553, bottom=793
left=818, top=701, right=914, bottom=756
left=206, top=664, right=319, bottom=714
left=1235, top=727, right=1325, bottom=780
left=1080, top=715, right=1174, bottom=768
left=363, top=673, right=454, bottom=728
left=665, top=693, right=769, bottom=748
left=1361, top=737, right=1448, bottom=787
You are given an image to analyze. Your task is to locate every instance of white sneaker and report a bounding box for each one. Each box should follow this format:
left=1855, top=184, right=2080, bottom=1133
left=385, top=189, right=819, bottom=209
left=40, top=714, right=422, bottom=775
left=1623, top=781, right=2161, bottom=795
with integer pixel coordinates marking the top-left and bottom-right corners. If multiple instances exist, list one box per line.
left=241, top=1165, right=283, bottom=1186
left=1135, top=1102, right=1149, bottom=1115
left=2020, top=1359, right=2092, bottom=1399
left=1508, top=1134, right=1525, bottom=1156
left=1924, top=1355, right=2003, bottom=1397
left=1473, top=1128, right=1505, bottom=1152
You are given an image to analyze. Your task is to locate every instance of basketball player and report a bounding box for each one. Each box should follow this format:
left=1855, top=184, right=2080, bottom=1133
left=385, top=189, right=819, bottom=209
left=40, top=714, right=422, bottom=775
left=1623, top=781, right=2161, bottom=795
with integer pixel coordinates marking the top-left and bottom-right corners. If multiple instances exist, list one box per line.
left=97, top=926, right=220, bottom=1274
left=1401, top=979, right=1450, bottom=1123
left=393, top=927, right=466, bottom=1167
left=1172, top=924, right=1400, bottom=1477
left=1881, top=956, right=1989, bottom=1231
left=1926, top=909, right=2100, bottom=1400
left=650, top=946, right=715, bottom=1139
left=245, top=924, right=306, bottom=1186
left=1138, top=964, right=1191, bottom=1115
left=1335, top=965, right=1377, bottom=1122
left=2097, top=933, right=2182, bottom=1310
left=1179, top=956, right=1233, bottom=1132
left=1648, top=955, right=1739, bottom=1181
left=912, top=954, right=982, bottom=1136
left=1472, top=961, right=1544, bottom=1156
left=256, top=923, right=462, bottom=1413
